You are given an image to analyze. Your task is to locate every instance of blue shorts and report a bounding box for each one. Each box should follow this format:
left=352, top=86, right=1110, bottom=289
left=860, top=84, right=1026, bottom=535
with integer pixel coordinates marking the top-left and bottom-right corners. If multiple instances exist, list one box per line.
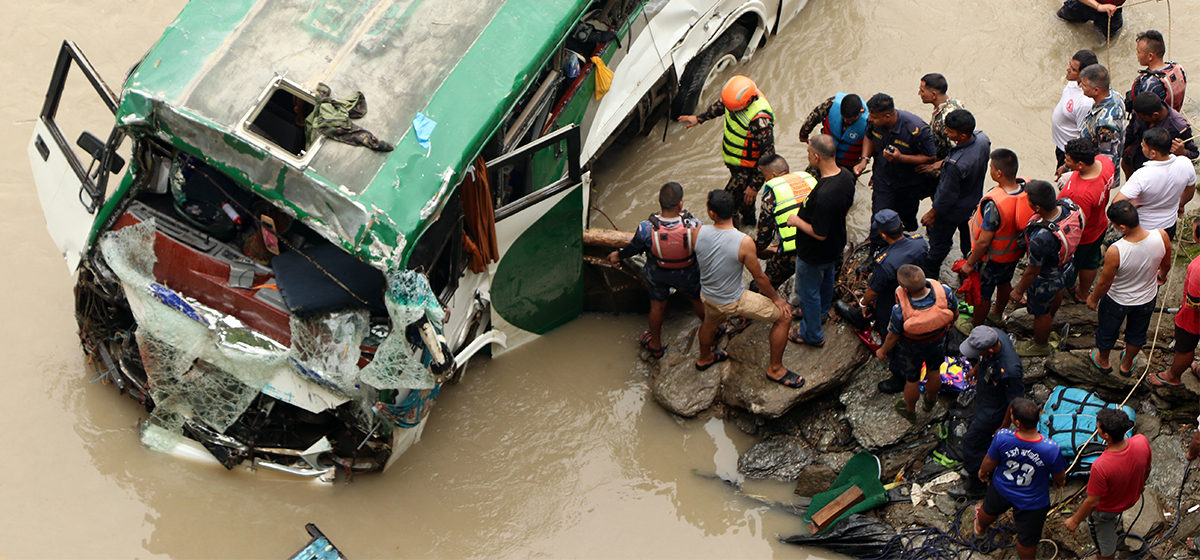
left=643, top=264, right=701, bottom=302
left=979, top=260, right=1018, bottom=300
left=1027, top=269, right=1069, bottom=316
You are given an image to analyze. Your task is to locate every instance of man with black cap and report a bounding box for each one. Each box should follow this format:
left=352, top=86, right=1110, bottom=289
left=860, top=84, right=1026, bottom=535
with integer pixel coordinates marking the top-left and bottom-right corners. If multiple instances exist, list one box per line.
left=950, top=325, right=1025, bottom=498
left=857, top=209, right=930, bottom=393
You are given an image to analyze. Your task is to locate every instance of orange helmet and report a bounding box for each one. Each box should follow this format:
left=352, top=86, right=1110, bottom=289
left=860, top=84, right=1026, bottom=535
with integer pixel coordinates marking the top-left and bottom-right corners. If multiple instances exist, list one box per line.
left=721, top=75, right=758, bottom=111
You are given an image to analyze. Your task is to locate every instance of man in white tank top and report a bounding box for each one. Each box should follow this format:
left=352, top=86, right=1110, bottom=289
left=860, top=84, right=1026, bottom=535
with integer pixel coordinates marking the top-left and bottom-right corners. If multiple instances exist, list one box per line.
left=1086, top=200, right=1172, bottom=376
left=693, top=190, right=801, bottom=388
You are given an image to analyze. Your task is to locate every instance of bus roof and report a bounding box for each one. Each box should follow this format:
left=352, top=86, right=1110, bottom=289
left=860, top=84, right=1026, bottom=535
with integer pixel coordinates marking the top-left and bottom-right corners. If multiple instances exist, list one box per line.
left=117, top=0, right=589, bottom=268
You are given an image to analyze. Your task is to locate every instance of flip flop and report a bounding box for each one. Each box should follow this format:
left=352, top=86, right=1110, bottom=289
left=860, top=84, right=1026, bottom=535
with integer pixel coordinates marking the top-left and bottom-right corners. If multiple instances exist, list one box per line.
left=1118, top=350, right=1137, bottom=378
left=1147, top=371, right=1184, bottom=387
left=1089, top=349, right=1113, bottom=374
left=787, top=327, right=824, bottom=347
left=769, top=369, right=806, bottom=389
left=695, top=349, right=729, bottom=371
left=638, top=330, right=665, bottom=360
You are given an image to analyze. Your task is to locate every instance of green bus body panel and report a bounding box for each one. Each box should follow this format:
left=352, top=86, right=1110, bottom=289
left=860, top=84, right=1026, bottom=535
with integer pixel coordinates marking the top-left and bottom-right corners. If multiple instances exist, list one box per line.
left=107, top=0, right=591, bottom=269
left=491, top=188, right=584, bottom=335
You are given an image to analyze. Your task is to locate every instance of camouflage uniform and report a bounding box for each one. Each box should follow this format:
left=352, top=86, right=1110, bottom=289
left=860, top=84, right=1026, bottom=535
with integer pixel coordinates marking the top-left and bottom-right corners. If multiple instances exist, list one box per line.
left=921, top=98, right=965, bottom=196
left=754, top=188, right=797, bottom=289
left=798, top=96, right=836, bottom=176
left=698, top=99, right=775, bottom=225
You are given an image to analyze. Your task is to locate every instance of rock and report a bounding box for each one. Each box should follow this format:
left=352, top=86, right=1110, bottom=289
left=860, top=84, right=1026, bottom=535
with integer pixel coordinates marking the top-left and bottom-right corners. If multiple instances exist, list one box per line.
left=1029, top=383, right=1052, bottom=405
left=1126, top=488, right=1167, bottom=551
left=840, top=361, right=947, bottom=449
left=879, top=502, right=952, bottom=533
left=1043, top=511, right=1096, bottom=558
left=794, top=463, right=838, bottom=497
left=1148, top=434, right=1189, bottom=498
left=816, top=451, right=854, bottom=473
left=1007, top=303, right=1097, bottom=335
left=880, top=440, right=939, bottom=480
left=737, top=434, right=814, bottom=480
left=649, top=316, right=723, bottom=417
left=1021, top=357, right=1048, bottom=382
left=1136, top=413, right=1163, bottom=440
left=1045, top=349, right=1139, bottom=393
left=1063, top=334, right=1096, bottom=350
left=934, top=493, right=959, bottom=516
left=719, top=321, right=870, bottom=417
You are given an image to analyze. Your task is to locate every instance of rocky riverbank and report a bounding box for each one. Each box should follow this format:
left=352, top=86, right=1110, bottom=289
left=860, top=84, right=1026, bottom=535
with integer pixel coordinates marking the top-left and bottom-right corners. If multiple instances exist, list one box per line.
left=642, top=240, right=1200, bottom=558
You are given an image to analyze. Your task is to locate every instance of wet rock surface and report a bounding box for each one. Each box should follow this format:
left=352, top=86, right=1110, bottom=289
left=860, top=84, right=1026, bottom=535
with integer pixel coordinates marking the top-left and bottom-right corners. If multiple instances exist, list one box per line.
left=1148, top=435, right=1190, bottom=499
left=793, top=463, right=838, bottom=497
left=839, top=361, right=947, bottom=449
left=737, top=434, right=814, bottom=481
left=648, top=316, right=723, bottom=417
left=1007, top=303, right=1097, bottom=335
left=719, top=321, right=869, bottom=418
left=1044, top=349, right=1139, bottom=399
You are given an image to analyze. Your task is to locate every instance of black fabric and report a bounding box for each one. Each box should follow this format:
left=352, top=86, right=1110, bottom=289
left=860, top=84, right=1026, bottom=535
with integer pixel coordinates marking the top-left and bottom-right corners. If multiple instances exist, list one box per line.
left=794, top=168, right=855, bottom=265
left=271, top=244, right=387, bottom=318
left=782, top=514, right=896, bottom=557
left=981, top=481, right=1051, bottom=548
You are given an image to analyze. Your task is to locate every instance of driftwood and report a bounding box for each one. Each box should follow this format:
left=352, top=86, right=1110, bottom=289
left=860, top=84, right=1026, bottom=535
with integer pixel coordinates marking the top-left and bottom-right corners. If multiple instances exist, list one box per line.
left=584, top=228, right=634, bottom=248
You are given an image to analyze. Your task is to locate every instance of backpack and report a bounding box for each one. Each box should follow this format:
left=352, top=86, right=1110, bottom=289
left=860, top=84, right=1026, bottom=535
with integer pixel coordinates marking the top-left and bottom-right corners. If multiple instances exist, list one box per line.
left=647, top=212, right=697, bottom=269
left=1131, top=63, right=1188, bottom=111
left=1025, top=199, right=1084, bottom=264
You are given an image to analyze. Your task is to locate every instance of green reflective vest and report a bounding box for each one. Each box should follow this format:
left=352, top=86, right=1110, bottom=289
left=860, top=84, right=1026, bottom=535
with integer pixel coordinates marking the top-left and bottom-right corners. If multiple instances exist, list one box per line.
left=722, top=96, right=774, bottom=167
left=767, top=171, right=817, bottom=253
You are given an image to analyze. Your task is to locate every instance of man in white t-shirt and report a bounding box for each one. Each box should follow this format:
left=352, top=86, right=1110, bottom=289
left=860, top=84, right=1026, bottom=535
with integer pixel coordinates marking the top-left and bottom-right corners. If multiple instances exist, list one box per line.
left=1053, top=49, right=1098, bottom=170
left=1114, top=128, right=1197, bottom=239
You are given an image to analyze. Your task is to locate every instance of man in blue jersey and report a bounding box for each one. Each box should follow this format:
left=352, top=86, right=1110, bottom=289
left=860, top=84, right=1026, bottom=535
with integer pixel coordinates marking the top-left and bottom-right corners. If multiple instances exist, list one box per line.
left=974, top=397, right=1067, bottom=560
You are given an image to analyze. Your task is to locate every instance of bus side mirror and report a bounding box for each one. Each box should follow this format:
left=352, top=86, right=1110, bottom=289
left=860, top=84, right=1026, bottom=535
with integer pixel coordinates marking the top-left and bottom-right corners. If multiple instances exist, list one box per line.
left=76, top=131, right=125, bottom=174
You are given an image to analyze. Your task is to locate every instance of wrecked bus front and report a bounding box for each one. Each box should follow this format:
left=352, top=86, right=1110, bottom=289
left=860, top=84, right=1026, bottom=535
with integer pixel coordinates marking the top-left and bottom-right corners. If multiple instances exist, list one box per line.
left=29, top=0, right=804, bottom=479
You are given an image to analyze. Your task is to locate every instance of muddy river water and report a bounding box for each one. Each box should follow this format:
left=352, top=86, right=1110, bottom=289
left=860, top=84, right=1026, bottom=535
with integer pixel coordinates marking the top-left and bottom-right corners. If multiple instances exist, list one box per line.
left=2, top=0, right=1196, bottom=558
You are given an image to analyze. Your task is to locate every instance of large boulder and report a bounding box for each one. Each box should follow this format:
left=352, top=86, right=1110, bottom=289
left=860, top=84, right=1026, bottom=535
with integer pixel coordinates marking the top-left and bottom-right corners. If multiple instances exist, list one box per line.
left=1125, top=488, right=1167, bottom=552
left=1147, top=434, right=1191, bottom=499
left=1006, top=303, right=1097, bottom=335
left=840, top=361, right=947, bottom=449
left=793, top=463, right=838, bottom=497
left=738, top=434, right=814, bottom=480
left=718, top=321, right=870, bottom=418
left=649, top=316, right=724, bottom=417
left=1044, top=349, right=1139, bottom=396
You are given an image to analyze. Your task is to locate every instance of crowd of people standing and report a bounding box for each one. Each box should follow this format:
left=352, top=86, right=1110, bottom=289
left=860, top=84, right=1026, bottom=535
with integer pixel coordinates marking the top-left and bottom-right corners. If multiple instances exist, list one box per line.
left=609, top=13, right=1197, bottom=560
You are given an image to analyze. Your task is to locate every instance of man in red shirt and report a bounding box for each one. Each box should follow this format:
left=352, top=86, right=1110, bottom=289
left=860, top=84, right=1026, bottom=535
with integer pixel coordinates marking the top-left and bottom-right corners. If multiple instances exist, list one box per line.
left=1151, top=221, right=1200, bottom=386
left=1060, top=138, right=1115, bottom=301
left=1063, top=409, right=1151, bottom=560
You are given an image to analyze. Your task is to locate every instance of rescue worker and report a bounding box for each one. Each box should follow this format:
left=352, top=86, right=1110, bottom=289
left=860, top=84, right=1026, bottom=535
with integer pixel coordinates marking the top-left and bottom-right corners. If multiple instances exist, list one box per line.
left=958, top=149, right=1035, bottom=332
left=916, top=73, right=966, bottom=170
left=754, top=154, right=817, bottom=290
left=874, top=264, right=957, bottom=422
left=1078, top=64, right=1127, bottom=184
left=797, top=92, right=869, bottom=170
left=857, top=209, right=930, bottom=395
left=1127, top=29, right=1187, bottom=112
left=921, top=109, right=990, bottom=279
left=1123, top=93, right=1198, bottom=177
left=608, top=183, right=705, bottom=359
left=1011, top=181, right=1085, bottom=357
left=854, top=93, right=937, bottom=245
left=950, top=325, right=1025, bottom=499
left=678, top=76, right=775, bottom=226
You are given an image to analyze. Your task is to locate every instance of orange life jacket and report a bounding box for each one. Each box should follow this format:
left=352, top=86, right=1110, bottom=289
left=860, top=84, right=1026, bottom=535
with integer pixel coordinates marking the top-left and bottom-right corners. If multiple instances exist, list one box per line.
left=895, top=280, right=955, bottom=343
left=647, top=213, right=697, bottom=269
left=968, top=184, right=1037, bottom=264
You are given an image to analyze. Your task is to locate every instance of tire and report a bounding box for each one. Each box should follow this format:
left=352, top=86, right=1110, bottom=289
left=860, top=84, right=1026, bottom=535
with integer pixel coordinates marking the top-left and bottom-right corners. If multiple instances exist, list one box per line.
left=670, top=24, right=750, bottom=118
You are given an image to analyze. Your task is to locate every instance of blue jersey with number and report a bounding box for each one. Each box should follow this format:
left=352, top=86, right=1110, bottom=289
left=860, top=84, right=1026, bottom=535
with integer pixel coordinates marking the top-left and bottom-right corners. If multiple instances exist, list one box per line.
left=986, top=430, right=1067, bottom=510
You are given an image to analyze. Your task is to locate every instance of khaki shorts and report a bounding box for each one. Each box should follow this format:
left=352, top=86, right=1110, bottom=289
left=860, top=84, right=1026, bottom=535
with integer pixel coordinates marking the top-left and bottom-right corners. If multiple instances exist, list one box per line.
left=702, top=290, right=782, bottom=325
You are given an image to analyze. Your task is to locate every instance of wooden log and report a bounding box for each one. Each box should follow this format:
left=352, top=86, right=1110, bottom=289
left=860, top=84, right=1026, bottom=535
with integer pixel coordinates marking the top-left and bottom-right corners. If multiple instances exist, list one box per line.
left=806, top=485, right=865, bottom=534
left=583, top=228, right=634, bottom=248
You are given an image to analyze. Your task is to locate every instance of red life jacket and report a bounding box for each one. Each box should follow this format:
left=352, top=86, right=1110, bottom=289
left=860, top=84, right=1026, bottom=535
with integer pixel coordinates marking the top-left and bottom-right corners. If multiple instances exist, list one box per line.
left=1131, top=63, right=1188, bottom=111
left=968, top=184, right=1038, bottom=264
left=648, top=213, right=697, bottom=269
left=894, top=280, right=955, bottom=343
left=1025, top=200, right=1085, bottom=264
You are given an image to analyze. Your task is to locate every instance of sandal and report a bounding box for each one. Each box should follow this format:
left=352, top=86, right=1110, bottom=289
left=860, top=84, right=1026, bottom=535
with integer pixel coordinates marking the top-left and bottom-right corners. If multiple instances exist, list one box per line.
left=638, top=330, right=665, bottom=360
left=893, top=399, right=916, bottom=423
left=1089, top=349, right=1113, bottom=374
left=695, top=349, right=729, bottom=371
left=787, top=327, right=824, bottom=347
left=1118, top=350, right=1137, bottom=378
left=769, top=369, right=806, bottom=389
left=1147, top=371, right=1184, bottom=387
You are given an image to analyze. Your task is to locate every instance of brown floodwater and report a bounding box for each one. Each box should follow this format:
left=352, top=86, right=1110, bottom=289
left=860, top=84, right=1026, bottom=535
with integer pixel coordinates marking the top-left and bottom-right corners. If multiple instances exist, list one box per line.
left=2, top=0, right=1196, bottom=558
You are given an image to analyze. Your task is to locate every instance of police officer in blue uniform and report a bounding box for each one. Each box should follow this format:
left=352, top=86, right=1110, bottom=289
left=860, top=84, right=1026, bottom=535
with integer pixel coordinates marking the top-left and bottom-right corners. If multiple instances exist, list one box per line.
left=858, top=209, right=931, bottom=393
left=921, top=109, right=991, bottom=278
left=950, top=325, right=1026, bottom=498
left=854, top=93, right=937, bottom=246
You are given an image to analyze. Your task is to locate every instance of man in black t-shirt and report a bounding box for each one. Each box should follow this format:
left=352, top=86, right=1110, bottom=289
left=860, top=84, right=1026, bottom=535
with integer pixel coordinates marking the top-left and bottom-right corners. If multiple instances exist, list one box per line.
left=787, top=134, right=856, bottom=346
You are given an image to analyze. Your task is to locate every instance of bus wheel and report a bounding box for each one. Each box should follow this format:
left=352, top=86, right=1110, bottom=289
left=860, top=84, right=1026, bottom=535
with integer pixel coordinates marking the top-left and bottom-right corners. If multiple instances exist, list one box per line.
left=671, top=24, right=750, bottom=117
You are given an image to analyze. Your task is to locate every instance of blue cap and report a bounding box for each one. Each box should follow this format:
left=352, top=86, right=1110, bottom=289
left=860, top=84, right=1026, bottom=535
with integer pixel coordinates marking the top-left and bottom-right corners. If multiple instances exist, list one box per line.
left=872, top=209, right=902, bottom=231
